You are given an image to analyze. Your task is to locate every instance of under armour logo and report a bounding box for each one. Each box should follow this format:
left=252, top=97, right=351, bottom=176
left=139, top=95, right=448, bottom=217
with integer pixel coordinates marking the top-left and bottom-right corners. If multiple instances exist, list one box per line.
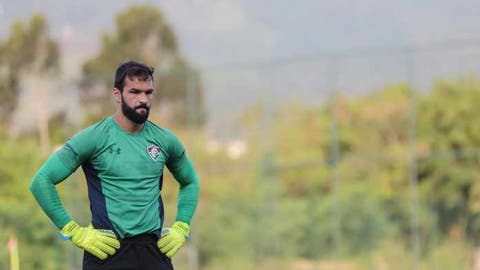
left=108, top=146, right=121, bottom=155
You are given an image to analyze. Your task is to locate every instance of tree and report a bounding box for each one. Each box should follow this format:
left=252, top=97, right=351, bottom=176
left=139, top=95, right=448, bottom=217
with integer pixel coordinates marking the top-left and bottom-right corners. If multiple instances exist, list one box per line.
left=0, top=15, right=58, bottom=123
left=0, top=14, right=60, bottom=155
left=0, top=134, right=61, bottom=269
left=417, top=77, right=480, bottom=240
left=81, top=4, right=205, bottom=127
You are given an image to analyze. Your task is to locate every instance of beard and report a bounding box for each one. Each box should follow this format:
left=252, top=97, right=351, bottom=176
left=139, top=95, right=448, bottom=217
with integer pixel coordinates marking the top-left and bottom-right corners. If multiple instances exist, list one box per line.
left=121, top=96, right=150, bottom=124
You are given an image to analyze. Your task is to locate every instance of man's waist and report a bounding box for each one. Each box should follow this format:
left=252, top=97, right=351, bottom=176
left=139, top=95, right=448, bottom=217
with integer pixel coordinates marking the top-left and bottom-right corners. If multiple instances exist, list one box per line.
left=121, top=231, right=160, bottom=243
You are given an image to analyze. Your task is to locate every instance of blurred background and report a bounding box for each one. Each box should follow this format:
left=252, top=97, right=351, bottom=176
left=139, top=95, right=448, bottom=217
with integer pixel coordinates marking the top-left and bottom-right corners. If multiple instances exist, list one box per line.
left=2, top=1, right=480, bottom=269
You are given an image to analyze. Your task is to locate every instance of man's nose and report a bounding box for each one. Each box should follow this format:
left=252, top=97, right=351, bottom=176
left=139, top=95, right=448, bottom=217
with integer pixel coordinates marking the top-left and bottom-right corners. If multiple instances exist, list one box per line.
left=138, top=92, right=150, bottom=103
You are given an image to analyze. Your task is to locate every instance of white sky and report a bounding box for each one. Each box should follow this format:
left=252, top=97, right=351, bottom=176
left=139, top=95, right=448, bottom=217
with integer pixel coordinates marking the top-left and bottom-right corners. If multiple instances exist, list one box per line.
left=1, top=0, right=480, bottom=68
left=3, top=0, right=480, bottom=136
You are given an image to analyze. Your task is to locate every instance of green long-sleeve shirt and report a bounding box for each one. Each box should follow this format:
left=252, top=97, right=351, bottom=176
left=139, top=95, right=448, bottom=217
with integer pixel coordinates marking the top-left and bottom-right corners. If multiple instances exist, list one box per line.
left=30, top=117, right=199, bottom=238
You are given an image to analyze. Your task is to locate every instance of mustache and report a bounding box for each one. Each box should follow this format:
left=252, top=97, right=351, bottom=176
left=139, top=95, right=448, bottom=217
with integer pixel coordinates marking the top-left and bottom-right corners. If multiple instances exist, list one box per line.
left=135, top=104, right=150, bottom=110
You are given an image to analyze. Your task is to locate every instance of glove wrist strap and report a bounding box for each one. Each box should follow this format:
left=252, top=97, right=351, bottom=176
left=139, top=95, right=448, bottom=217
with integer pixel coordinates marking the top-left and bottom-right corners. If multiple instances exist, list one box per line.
left=59, top=220, right=79, bottom=240
left=173, top=221, right=190, bottom=238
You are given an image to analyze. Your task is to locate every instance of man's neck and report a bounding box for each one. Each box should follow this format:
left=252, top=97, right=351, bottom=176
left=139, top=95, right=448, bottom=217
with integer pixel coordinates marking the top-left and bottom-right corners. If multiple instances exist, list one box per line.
left=113, top=112, right=144, bottom=134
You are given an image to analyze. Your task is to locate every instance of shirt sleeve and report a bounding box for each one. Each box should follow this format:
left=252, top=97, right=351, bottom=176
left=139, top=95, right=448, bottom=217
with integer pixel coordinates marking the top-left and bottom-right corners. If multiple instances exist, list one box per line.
left=165, top=132, right=200, bottom=224
left=29, top=127, right=97, bottom=229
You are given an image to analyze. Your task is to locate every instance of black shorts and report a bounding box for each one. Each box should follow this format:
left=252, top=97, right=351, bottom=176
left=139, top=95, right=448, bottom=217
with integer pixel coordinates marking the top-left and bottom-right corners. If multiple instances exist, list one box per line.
left=82, top=233, right=174, bottom=270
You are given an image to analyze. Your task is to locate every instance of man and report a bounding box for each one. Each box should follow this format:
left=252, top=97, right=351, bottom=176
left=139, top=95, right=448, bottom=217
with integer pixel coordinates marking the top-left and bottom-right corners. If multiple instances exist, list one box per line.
left=29, top=61, right=200, bottom=270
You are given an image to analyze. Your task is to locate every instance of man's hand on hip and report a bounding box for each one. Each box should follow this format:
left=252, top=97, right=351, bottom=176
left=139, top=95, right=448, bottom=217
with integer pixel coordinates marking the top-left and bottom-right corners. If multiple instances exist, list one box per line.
left=60, top=221, right=120, bottom=260
left=158, top=221, right=190, bottom=258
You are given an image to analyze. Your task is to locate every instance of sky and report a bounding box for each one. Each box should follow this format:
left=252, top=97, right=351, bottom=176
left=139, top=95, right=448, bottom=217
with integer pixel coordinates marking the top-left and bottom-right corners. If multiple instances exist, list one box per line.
left=1, top=0, right=480, bottom=68
left=2, top=0, right=480, bottom=137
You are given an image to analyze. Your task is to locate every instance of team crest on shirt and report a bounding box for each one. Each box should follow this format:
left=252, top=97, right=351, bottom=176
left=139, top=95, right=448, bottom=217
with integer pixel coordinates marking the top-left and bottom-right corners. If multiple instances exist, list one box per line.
left=147, top=145, right=161, bottom=162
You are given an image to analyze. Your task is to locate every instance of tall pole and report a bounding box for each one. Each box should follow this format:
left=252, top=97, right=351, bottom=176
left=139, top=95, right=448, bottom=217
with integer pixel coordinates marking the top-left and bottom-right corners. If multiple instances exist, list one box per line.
left=327, top=56, right=341, bottom=259
left=407, top=49, right=420, bottom=269
left=186, top=67, right=200, bottom=270
left=8, top=235, right=19, bottom=270
left=186, top=67, right=197, bottom=128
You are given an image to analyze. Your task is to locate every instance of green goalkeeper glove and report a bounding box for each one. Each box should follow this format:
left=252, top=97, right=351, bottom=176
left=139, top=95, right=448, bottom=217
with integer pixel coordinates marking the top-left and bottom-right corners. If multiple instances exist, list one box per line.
left=157, top=221, right=190, bottom=258
left=60, top=220, right=120, bottom=260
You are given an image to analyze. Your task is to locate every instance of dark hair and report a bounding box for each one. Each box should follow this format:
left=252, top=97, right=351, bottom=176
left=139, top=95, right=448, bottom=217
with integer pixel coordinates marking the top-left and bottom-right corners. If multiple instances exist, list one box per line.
left=114, top=61, right=154, bottom=92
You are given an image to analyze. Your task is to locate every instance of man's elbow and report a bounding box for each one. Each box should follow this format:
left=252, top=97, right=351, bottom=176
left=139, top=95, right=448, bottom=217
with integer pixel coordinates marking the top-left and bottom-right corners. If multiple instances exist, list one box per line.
left=179, top=173, right=199, bottom=189
left=29, top=173, right=39, bottom=192
left=29, top=171, right=48, bottom=195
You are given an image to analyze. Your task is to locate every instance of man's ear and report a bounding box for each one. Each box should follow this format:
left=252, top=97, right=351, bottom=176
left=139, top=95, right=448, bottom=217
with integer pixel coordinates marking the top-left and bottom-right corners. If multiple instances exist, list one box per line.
left=113, top=88, right=122, bottom=103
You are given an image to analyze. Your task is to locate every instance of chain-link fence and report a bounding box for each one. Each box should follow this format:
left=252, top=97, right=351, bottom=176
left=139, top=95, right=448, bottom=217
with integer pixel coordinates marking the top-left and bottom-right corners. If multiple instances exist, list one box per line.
left=56, top=39, right=480, bottom=270
left=179, top=39, right=480, bottom=270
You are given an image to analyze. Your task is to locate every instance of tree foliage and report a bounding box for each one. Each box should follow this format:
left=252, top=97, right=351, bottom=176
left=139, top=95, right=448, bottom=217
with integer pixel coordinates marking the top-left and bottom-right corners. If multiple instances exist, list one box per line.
left=0, top=134, right=58, bottom=269
left=195, top=79, right=480, bottom=265
left=417, top=77, right=480, bottom=241
left=1, top=12, right=480, bottom=267
left=0, top=14, right=59, bottom=125
left=81, top=4, right=205, bottom=127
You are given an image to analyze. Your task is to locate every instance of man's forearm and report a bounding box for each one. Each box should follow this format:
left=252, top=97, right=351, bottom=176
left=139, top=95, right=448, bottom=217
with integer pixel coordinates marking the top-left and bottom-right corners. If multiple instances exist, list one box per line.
left=29, top=152, right=77, bottom=229
left=172, top=157, right=200, bottom=224
left=30, top=172, right=72, bottom=228
left=177, top=179, right=199, bottom=223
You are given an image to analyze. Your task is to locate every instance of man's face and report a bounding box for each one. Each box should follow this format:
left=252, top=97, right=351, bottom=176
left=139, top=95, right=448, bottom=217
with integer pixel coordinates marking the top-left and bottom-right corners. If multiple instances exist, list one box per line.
left=118, top=76, right=154, bottom=124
